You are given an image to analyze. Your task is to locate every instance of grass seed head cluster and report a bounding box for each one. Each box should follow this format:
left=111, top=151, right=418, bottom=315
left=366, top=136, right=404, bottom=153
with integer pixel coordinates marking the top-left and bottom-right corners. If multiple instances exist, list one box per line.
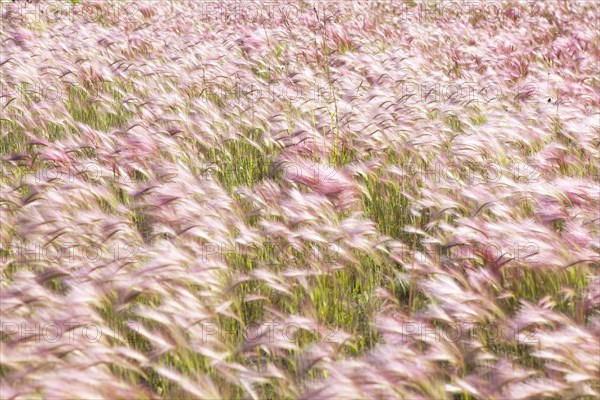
left=1, top=1, right=599, bottom=399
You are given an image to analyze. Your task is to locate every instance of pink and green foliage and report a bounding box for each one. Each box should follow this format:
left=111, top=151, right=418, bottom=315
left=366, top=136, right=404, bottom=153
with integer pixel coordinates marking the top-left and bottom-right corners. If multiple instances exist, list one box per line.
left=0, top=1, right=598, bottom=399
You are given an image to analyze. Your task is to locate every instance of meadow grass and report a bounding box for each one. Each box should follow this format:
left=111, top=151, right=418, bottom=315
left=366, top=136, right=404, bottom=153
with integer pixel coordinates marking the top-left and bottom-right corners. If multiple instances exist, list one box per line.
left=1, top=1, right=598, bottom=399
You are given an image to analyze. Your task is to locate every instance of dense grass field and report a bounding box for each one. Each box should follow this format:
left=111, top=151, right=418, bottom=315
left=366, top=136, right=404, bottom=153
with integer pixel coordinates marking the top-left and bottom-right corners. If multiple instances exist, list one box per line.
left=1, top=1, right=599, bottom=399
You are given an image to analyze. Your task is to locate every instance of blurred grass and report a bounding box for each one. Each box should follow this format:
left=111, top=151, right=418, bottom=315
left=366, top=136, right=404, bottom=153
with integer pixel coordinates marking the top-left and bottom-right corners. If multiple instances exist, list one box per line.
left=1, top=27, right=598, bottom=400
